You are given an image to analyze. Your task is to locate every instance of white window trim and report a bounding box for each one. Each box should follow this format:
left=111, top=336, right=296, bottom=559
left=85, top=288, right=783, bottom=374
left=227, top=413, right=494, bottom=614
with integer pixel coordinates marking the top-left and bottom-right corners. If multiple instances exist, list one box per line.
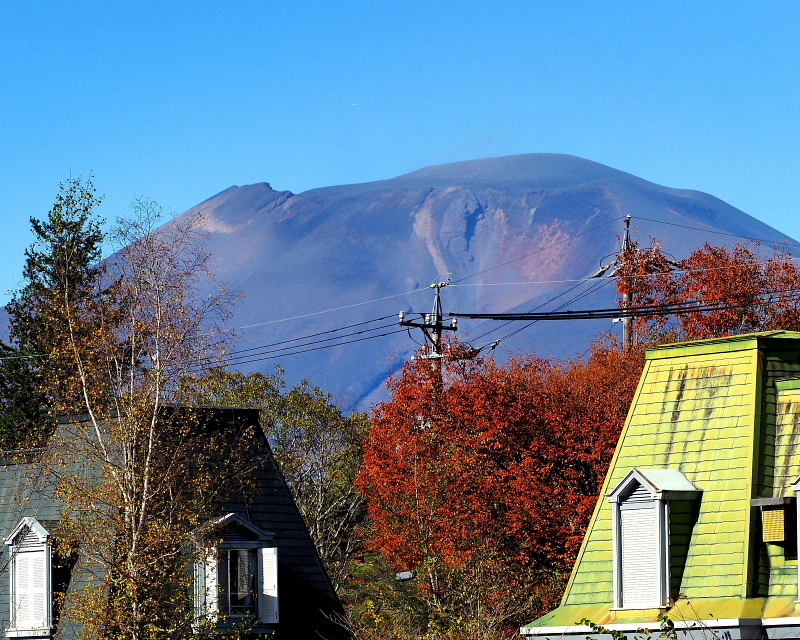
left=607, top=468, right=700, bottom=610
left=221, top=548, right=258, bottom=618
left=609, top=491, right=669, bottom=609
left=3, top=517, right=53, bottom=637
left=193, top=514, right=278, bottom=627
left=789, top=477, right=800, bottom=602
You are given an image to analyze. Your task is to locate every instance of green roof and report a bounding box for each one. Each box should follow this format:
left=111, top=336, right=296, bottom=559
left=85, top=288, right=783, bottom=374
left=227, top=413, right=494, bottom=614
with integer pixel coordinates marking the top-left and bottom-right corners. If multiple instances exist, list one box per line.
left=524, top=331, right=800, bottom=632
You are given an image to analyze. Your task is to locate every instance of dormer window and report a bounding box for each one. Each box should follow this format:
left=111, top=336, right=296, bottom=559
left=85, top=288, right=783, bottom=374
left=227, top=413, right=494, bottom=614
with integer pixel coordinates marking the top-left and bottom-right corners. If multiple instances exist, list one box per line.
left=607, top=469, right=700, bottom=610
left=4, top=517, right=53, bottom=637
left=194, top=514, right=279, bottom=627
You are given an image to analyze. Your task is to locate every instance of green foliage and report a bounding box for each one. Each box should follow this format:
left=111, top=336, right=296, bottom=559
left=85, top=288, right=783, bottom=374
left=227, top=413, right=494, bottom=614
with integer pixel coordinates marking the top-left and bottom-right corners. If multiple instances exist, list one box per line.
left=579, top=618, right=628, bottom=640
left=579, top=609, right=721, bottom=640
left=0, top=176, right=104, bottom=447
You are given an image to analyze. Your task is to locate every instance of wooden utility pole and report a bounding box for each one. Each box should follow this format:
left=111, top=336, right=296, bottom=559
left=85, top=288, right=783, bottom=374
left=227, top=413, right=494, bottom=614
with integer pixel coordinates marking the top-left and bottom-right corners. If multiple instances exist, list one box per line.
left=399, top=281, right=458, bottom=377
left=621, top=214, right=633, bottom=349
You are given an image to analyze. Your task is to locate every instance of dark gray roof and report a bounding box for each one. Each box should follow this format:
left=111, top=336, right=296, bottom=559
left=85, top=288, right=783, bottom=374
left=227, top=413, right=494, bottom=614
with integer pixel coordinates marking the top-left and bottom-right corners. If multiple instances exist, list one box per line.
left=0, top=406, right=344, bottom=639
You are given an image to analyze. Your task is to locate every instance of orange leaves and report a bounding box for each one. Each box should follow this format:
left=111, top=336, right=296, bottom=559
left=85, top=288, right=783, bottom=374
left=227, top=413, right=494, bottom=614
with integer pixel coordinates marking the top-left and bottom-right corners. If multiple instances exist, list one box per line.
left=619, top=239, right=800, bottom=342
left=358, top=343, right=644, bottom=604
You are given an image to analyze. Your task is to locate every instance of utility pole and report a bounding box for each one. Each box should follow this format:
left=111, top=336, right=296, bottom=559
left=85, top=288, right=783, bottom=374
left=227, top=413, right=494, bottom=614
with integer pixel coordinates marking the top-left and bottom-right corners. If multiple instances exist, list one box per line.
left=621, top=214, right=633, bottom=349
left=399, top=281, right=458, bottom=377
left=589, top=215, right=634, bottom=348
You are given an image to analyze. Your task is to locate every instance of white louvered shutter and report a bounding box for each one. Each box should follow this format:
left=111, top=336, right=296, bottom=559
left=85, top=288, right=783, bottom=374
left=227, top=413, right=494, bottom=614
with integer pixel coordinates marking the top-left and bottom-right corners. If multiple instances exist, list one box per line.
left=620, top=506, right=660, bottom=608
left=13, top=552, right=31, bottom=628
left=258, top=547, right=278, bottom=624
left=204, top=551, right=219, bottom=620
left=14, top=549, right=48, bottom=629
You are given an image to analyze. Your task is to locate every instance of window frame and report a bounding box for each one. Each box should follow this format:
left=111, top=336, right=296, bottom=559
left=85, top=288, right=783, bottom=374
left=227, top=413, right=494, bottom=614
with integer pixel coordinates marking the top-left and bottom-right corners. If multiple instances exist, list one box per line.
left=3, top=517, right=53, bottom=638
left=193, top=513, right=278, bottom=628
left=607, top=469, right=700, bottom=610
left=221, top=548, right=258, bottom=617
left=788, top=477, right=800, bottom=601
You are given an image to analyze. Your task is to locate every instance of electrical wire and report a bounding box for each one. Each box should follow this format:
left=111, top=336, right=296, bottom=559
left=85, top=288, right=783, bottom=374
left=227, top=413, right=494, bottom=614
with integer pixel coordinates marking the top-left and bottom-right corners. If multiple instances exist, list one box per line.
left=199, top=321, right=400, bottom=369
left=193, top=328, right=408, bottom=370
left=198, top=315, right=395, bottom=361
left=455, top=287, right=800, bottom=322
left=633, top=216, right=800, bottom=249
left=226, top=287, right=427, bottom=331
left=460, top=232, right=800, bottom=351
left=468, top=277, right=601, bottom=344
left=471, top=276, right=616, bottom=351
left=457, top=302, right=758, bottom=321
left=480, top=277, right=616, bottom=348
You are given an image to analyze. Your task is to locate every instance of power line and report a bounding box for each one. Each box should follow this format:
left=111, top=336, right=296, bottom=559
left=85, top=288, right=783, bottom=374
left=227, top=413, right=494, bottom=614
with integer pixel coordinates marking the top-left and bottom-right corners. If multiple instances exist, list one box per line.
left=488, top=278, right=614, bottom=347
left=201, top=315, right=395, bottom=361
left=472, top=276, right=616, bottom=351
left=453, top=290, right=800, bottom=322
left=201, top=321, right=400, bottom=368
left=227, top=288, right=428, bottom=331
left=463, top=225, right=800, bottom=351
left=194, top=328, right=408, bottom=370
left=469, top=277, right=600, bottom=344
left=633, top=216, right=800, bottom=249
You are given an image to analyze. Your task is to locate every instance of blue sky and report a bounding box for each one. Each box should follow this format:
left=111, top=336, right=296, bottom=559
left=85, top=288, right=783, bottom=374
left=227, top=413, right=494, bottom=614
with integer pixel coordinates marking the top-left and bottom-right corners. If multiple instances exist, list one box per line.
left=1, top=1, right=798, bottom=302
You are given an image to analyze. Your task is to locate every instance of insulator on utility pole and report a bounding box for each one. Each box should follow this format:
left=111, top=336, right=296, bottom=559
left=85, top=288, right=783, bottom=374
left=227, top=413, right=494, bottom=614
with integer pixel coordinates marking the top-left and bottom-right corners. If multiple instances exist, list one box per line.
left=399, top=281, right=457, bottom=373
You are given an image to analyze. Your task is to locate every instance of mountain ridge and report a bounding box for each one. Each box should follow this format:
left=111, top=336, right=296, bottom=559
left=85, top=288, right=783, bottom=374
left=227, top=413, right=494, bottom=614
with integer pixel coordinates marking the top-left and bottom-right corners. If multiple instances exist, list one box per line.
left=3, top=154, right=794, bottom=410
left=163, top=153, right=796, bottom=409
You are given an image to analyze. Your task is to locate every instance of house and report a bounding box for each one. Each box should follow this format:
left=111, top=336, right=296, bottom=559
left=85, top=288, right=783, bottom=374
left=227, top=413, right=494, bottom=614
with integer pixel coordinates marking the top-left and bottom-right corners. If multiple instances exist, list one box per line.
left=0, top=407, right=347, bottom=639
left=522, top=330, right=800, bottom=640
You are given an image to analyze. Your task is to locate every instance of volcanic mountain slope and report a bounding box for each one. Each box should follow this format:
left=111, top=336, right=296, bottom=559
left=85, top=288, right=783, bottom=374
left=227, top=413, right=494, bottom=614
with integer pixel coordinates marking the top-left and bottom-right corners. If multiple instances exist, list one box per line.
left=165, top=154, right=800, bottom=408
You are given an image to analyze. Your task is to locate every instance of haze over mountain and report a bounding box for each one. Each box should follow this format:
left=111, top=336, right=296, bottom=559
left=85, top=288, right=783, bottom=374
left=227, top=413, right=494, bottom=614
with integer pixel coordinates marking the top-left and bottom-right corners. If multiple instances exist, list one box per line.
left=164, top=154, right=800, bottom=408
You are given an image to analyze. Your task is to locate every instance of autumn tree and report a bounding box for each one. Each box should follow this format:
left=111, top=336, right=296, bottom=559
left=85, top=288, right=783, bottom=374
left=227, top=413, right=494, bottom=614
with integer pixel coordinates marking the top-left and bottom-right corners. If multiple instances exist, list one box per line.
left=356, top=341, right=643, bottom=638
left=32, top=199, right=250, bottom=640
left=617, top=239, right=800, bottom=343
left=0, top=177, right=104, bottom=447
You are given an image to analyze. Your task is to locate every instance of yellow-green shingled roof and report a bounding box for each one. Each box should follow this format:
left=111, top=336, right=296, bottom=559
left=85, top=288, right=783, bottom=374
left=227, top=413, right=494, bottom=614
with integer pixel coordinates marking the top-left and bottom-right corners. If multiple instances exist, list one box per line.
left=524, top=331, right=800, bottom=631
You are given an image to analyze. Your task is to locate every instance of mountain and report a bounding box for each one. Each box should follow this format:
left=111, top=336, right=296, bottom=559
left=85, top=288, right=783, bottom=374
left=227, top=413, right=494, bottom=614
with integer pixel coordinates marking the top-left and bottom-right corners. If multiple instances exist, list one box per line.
left=128, top=154, right=800, bottom=408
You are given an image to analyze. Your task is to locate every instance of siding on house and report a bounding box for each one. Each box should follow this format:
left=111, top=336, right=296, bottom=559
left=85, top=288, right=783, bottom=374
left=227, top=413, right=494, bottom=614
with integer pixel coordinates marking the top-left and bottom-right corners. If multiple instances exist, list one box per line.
left=525, top=331, right=800, bottom=635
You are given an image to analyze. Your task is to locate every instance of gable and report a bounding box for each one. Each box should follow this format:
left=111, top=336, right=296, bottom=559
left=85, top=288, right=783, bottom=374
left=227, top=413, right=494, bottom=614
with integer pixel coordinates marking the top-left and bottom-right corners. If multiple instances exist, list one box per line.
left=619, top=481, right=650, bottom=504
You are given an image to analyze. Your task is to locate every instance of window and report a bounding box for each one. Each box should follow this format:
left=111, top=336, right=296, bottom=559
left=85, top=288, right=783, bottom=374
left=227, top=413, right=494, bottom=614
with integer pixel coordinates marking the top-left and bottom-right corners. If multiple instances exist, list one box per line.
left=194, top=514, right=278, bottom=627
left=607, top=469, right=700, bottom=609
left=223, top=549, right=257, bottom=615
left=3, top=518, right=52, bottom=637
left=788, top=478, right=800, bottom=599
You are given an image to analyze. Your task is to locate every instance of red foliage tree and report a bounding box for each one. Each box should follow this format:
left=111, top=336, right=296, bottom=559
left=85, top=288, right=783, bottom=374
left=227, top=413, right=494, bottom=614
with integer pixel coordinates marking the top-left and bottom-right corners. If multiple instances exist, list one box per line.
left=357, top=342, right=644, bottom=629
left=617, top=240, right=800, bottom=342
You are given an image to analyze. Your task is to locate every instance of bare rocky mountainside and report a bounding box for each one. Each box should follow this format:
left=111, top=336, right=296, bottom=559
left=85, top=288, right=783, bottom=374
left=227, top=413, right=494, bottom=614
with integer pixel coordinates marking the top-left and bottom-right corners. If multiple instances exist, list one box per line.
left=136, top=154, right=800, bottom=408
